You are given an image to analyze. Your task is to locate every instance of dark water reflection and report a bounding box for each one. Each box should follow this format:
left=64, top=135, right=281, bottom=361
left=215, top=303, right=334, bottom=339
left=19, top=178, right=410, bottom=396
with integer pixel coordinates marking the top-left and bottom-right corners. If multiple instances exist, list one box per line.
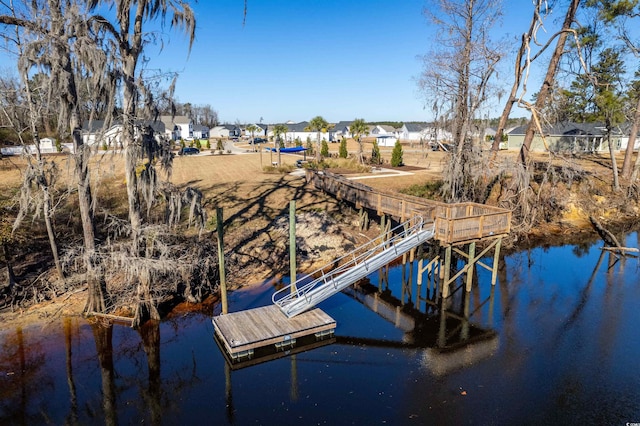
left=1, top=233, right=640, bottom=425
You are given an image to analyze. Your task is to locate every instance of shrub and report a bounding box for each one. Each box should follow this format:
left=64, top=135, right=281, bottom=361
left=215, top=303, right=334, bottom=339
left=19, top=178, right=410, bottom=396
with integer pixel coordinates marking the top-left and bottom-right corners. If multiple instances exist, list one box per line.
left=391, top=140, right=403, bottom=167
left=295, top=137, right=302, bottom=147
left=339, top=138, right=348, bottom=158
left=205, top=139, right=211, bottom=149
left=195, top=139, right=202, bottom=150
left=371, top=140, right=381, bottom=164
left=306, top=138, right=314, bottom=156
left=216, top=139, right=224, bottom=150
left=321, top=139, right=329, bottom=158
left=101, top=141, right=108, bottom=151
left=180, top=139, right=186, bottom=148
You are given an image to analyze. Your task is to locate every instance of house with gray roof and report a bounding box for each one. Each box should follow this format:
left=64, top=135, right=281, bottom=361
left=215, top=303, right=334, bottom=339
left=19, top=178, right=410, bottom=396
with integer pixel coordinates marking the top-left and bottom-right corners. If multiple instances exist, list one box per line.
left=507, top=122, right=629, bottom=153
left=82, top=119, right=167, bottom=148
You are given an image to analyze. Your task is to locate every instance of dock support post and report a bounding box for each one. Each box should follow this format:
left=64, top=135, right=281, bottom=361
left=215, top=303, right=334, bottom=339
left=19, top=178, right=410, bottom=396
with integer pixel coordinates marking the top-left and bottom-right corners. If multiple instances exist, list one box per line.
left=442, top=245, right=452, bottom=298
left=491, top=238, right=502, bottom=285
left=217, top=207, right=228, bottom=315
left=290, top=200, right=297, bottom=293
left=465, top=242, right=476, bottom=292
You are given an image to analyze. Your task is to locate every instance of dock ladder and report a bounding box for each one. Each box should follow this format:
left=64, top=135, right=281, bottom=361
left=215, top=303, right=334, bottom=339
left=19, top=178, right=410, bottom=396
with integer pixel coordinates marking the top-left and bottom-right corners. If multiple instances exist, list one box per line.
left=272, top=217, right=435, bottom=318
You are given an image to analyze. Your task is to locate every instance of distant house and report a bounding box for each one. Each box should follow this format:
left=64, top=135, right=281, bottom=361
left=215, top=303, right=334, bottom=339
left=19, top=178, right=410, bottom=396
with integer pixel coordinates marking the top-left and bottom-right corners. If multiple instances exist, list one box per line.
left=192, top=124, right=210, bottom=139
left=244, top=123, right=267, bottom=137
left=81, top=120, right=166, bottom=148
left=371, top=125, right=397, bottom=136
left=210, top=124, right=241, bottom=139
left=400, top=123, right=428, bottom=141
left=267, top=121, right=331, bottom=145
left=507, top=122, right=628, bottom=153
left=39, top=138, right=57, bottom=153
left=376, top=135, right=397, bottom=147
left=331, top=121, right=353, bottom=141
left=400, top=123, right=452, bottom=144
left=159, top=115, right=192, bottom=140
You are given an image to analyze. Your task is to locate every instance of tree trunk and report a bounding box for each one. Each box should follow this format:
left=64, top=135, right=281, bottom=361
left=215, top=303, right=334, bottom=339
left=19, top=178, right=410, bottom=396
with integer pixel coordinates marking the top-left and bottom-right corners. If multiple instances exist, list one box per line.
left=607, top=131, right=620, bottom=191
left=519, top=0, right=580, bottom=166
left=19, top=67, right=65, bottom=282
left=316, top=133, right=321, bottom=162
left=492, top=2, right=541, bottom=152
left=622, top=94, right=640, bottom=179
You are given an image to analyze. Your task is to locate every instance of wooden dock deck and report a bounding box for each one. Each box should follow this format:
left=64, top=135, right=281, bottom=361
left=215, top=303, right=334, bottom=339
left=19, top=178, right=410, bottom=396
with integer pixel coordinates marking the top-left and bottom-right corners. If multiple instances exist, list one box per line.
left=212, top=305, right=336, bottom=361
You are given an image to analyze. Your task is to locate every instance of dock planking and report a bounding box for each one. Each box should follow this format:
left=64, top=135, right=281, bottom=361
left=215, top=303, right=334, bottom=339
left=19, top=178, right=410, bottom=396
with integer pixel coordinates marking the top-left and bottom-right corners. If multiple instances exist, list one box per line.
left=213, top=305, right=336, bottom=360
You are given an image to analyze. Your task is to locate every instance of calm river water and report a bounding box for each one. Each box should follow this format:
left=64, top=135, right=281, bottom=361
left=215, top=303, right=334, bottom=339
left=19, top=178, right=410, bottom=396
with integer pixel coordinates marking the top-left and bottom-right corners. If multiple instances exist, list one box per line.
left=1, top=232, right=640, bottom=425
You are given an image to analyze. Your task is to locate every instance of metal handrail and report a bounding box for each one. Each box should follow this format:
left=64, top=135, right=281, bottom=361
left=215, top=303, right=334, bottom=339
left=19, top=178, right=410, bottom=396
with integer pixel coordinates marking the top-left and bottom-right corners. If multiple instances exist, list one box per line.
left=272, top=216, right=434, bottom=315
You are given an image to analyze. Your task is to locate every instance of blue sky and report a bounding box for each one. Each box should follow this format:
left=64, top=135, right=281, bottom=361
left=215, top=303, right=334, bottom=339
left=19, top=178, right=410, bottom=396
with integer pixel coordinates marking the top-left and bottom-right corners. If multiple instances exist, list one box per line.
left=151, top=0, right=547, bottom=124
left=0, top=1, right=570, bottom=124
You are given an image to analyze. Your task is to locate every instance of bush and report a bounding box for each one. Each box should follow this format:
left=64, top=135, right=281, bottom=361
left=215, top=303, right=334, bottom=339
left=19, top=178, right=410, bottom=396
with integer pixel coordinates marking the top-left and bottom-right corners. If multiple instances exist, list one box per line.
left=195, top=139, right=202, bottom=150
left=216, top=139, right=224, bottom=151
left=391, top=140, right=403, bottom=167
left=101, top=141, right=108, bottom=151
left=180, top=139, right=186, bottom=148
left=371, top=140, right=381, bottom=164
left=339, top=138, right=348, bottom=158
left=205, top=139, right=211, bottom=149
left=321, top=139, right=329, bottom=158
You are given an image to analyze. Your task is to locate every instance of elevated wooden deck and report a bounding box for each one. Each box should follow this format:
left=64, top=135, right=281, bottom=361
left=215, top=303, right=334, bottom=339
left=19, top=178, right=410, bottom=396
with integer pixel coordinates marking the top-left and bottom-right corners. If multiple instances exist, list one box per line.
left=306, top=170, right=511, bottom=244
left=213, top=305, right=336, bottom=361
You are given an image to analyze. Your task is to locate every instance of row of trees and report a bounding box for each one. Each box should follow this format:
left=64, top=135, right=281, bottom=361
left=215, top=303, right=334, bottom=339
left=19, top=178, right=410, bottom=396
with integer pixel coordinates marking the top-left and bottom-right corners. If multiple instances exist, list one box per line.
left=419, top=0, right=640, bottom=224
left=0, top=0, right=211, bottom=326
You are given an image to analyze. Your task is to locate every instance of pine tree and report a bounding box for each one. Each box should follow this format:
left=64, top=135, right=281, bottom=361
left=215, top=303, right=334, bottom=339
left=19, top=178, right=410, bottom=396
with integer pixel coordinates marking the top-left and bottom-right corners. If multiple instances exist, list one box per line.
left=371, top=140, right=381, bottom=164
left=321, top=139, right=329, bottom=158
left=339, top=138, right=348, bottom=158
left=391, top=140, right=403, bottom=167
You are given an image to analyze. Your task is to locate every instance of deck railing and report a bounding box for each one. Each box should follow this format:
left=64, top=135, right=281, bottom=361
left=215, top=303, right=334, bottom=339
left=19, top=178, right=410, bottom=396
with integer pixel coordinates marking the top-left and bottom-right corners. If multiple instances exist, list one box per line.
left=306, top=170, right=511, bottom=244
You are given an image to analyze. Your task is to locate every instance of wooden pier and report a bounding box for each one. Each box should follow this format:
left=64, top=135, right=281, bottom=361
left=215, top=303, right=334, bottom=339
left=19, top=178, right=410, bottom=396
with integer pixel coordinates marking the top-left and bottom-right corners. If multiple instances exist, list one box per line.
left=212, top=305, right=336, bottom=362
left=214, top=170, right=512, bottom=365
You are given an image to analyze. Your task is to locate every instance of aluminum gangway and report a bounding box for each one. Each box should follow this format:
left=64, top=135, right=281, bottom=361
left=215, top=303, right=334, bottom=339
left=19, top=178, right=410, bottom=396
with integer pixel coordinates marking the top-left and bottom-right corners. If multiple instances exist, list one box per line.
left=272, top=217, right=436, bottom=318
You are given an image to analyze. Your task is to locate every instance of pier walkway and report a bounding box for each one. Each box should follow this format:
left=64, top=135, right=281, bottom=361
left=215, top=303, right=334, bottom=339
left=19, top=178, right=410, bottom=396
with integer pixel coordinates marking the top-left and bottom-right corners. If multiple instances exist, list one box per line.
left=272, top=217, right=435, bottom=318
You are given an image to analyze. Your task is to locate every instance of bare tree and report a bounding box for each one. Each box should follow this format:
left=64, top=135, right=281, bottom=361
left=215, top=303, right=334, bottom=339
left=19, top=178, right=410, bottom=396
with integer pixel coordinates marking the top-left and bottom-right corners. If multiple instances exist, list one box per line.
left=492, top=0, right=550, bottom=152
left=0, top=0, right=120, bottom=312
left=418, top=0, right=503, bottom=201
left=0, top=10, right=65, bottom=281
left=518, top=0, right=581, bottom=166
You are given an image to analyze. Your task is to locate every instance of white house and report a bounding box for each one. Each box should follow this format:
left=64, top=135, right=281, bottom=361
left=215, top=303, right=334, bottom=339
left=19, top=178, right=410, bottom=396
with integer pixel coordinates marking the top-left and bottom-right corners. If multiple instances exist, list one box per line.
left=330, top=121, right=353, bottom=141
left=244, top=123, right=267, bottom=137
left=39, top=138, right=57, bottom=153
left=81, top=120, right=166, bottom=148
left=371, top=125, right=397, bottom=136
left=192, top=124, right=210, bottom=139
left=400, top=123, right=452, bottom=143
left=376, top=135, right=397, bottom=147
left=210, top=124, right=241, bottom=139
left=267, top=121, right=329, bottom=145
left=159, top=115, right=192, bottom=140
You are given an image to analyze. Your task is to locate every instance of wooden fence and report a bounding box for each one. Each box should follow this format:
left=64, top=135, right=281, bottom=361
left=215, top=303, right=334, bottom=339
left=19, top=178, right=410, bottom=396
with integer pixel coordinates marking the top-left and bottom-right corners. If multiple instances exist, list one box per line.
left=306, top=170, right=511, bottom=244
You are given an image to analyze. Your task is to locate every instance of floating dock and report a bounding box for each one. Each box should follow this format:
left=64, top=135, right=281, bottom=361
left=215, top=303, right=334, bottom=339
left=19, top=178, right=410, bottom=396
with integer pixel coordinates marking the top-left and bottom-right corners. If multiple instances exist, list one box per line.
left=212, top=305, right=336, bottom=362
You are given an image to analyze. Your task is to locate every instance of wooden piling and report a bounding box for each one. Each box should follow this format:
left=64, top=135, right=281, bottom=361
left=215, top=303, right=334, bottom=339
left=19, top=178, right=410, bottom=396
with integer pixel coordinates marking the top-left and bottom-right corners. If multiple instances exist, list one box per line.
left=217, top=207, right=228, bottom=315
left=290, top=200, right=296, bottom=293
left=465, top=242, right=476, bottom=292
left=442, top=245, right=452, bottom=298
